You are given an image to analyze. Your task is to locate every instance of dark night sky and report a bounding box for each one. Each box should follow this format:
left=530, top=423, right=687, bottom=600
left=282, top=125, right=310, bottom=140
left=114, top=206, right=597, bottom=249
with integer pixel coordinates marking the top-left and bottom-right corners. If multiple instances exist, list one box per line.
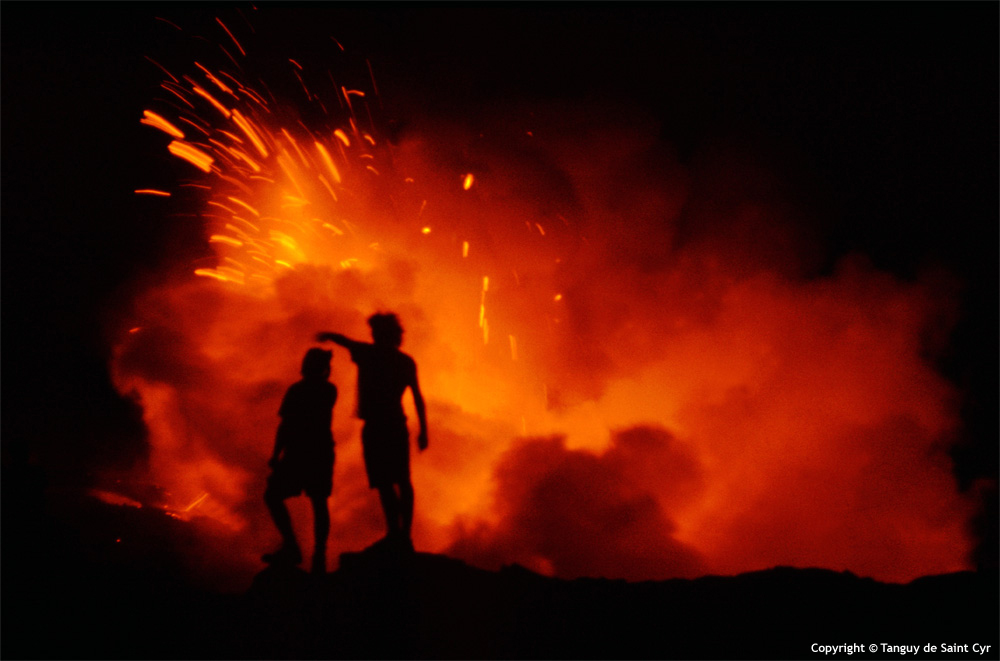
left=2, top=3, right=997, bottom=557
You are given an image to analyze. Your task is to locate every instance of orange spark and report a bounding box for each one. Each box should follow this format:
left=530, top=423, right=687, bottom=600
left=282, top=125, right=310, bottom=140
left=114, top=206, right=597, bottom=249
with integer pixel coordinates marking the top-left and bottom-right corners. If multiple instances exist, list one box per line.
left=276, top=153, right=305, bottom=197
left=167, top=141, right=214, bottom=172
left=333, top=129, right=350, bottom=147
left=210, top=235, right=244, bottom=247
left=227, top=197, right=260, bottom=217
left=282, top=129, right=310, bottom=167
left=178, top=116, right=210, bottom=136
left=218, top=129, right=244, bottom=144
left=463, top=241, right=470, bottom=258
left=421, top=227, right=432, bottom=235
left=194, top=268, right=244, bottom=284
left=144, top=55, right=178, bottom=83
left=154, top=17, right=182, bottom=31
left=463, top=173, right=475, bottom=190
left=316, top=174, right=338, bottom=202
left=366, top=59, right=382, bottom=107
left=134, top=189, right=171, bottom=197
left=195, top=62, right=237, bottom=98
left=192, top=84, right=231, bottom=118
left=160, top=83, right=196, bottom=109
left=215, top=17, right=246, bottom=57
left=140, top=110, right=185, bottom=139
left=207, top=201, right=236, bottom=214
left=184, top=491, right=210, bottom=512
left=231, top=109, right=269, bottom=157
left=230, top=147, right=262, bottom=173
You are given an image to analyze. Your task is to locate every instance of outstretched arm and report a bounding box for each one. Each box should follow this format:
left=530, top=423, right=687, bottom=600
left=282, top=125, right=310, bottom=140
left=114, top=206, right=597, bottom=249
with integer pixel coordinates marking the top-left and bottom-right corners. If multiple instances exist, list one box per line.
left=411, top=370, right=428, bottom=451
left=315, top=331, right=362, bottom=351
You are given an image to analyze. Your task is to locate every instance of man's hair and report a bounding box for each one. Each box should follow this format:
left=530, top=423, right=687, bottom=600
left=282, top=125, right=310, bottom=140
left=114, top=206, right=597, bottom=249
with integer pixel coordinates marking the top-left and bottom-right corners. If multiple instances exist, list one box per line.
left=368, top=312, right=404, bottom=347
left=301, top=348, right=332, bottom=378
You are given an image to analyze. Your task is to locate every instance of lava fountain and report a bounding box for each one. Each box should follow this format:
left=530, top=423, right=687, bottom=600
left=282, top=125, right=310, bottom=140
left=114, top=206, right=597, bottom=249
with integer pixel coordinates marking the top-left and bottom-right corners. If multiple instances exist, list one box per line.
left=109, top=12, right=975, bottom=587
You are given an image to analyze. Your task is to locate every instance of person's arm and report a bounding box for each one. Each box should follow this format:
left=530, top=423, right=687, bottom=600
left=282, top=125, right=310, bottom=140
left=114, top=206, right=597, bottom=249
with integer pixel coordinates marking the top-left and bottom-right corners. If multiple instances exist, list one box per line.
left=270, top=389, right=292, bottom=468
left=315, top=331, right=363, bottom=352
left=410, top=366, right=428, bottom=451
left=269, top=424, right=285, bottom=469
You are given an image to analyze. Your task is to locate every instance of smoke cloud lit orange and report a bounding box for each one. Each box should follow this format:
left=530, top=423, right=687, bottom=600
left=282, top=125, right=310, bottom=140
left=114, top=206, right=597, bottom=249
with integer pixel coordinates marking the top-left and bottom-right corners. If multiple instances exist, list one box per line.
left=109, top=22, right=975, bottom=587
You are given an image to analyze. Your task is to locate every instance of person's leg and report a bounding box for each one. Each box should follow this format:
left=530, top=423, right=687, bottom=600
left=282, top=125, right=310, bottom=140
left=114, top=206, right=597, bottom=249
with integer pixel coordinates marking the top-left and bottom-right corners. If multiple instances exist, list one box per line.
left=264, top=487, right=301, bottom=561
left=377, top=485, right=401, bottom=538
left=399, top=480, right=415, bottom=542
left=309, top=495, right=330, bottom=573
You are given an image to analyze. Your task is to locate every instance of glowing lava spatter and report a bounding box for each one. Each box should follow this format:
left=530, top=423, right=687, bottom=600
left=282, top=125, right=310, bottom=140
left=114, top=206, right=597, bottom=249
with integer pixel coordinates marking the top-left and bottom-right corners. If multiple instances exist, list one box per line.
left=111, top=12, right=975, bottom=585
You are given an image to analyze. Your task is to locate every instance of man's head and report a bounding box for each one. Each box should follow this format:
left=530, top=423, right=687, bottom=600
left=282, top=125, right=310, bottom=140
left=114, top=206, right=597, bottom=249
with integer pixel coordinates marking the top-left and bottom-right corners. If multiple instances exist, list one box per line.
left=301, top=348, right=332, bottom=380
left=368, top=312, right=404, bottom=348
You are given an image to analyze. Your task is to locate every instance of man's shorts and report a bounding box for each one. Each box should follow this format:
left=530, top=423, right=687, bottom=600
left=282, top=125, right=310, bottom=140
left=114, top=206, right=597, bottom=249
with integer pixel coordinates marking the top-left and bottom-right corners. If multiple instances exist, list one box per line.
left=266, top=445, right=334, bottom=499
left=361, top=419, right=410, bottom=489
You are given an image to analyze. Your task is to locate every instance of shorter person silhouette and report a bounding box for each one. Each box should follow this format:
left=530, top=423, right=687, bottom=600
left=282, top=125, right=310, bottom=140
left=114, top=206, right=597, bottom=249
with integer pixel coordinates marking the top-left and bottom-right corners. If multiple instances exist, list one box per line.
left=263, top=348, right=338, bottom=574
left=317, top=313, right=427, bottom=552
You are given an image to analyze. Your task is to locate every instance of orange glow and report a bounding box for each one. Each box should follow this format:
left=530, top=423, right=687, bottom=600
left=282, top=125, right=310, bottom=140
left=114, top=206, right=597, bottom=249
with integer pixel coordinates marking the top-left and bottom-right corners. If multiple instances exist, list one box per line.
left=114, top=27, right=975, bottom=588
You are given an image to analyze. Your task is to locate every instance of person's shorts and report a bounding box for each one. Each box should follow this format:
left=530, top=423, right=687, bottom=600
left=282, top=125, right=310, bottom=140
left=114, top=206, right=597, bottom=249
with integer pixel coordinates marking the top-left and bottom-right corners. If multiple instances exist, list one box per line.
left=266, top=445, right=334, bottom=499
left=361, top=419, right=410, bottom=489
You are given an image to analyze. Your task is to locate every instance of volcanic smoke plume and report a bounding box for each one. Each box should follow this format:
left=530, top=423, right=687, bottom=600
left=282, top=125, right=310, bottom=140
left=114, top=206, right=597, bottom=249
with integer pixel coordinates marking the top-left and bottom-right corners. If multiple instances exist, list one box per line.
left=110, top=17, right=975, bottom=586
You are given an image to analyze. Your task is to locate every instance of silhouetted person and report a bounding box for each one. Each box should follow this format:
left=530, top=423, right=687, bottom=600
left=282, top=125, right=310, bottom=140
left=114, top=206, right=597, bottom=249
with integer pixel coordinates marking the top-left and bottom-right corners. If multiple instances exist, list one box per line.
left=317, top=313, right=428, bottom=552
left=264, top=348, right=338, bottom=574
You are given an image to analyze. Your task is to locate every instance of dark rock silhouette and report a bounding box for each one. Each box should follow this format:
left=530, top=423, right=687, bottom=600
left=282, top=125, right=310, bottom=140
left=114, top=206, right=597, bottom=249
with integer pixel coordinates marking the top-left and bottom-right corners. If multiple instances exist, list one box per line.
left=3, top=492, right=997, bottom=659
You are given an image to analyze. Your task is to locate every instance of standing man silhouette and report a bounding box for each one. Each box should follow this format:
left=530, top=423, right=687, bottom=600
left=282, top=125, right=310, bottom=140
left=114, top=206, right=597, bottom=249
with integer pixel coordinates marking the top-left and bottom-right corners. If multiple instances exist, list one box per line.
left=317, top=313, right=428, bottom=552
left=264, top=348, right=338, bottom=574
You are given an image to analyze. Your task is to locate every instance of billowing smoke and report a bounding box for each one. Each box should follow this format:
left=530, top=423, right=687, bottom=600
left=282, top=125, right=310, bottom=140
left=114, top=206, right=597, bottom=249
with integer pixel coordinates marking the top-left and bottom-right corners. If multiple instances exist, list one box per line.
left=109, top=37, right=975, bottom=587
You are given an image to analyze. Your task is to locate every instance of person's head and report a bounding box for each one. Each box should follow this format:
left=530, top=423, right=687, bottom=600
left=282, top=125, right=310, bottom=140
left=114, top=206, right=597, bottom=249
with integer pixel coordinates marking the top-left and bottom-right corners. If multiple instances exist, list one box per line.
left=368, top=312, right=404, bottom=348
left=301, top=348, right=332, bottom=380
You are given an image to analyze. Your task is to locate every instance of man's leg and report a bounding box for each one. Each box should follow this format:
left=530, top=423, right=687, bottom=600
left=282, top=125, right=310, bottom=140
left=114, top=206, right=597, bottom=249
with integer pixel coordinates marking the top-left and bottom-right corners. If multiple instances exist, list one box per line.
left=377, top=485, right=401, bottom=538
left=309, top=495, right=330, bottom=574
left=399, top=480, right=415, bottom=543
left=264, top=487, right=301, bottom=562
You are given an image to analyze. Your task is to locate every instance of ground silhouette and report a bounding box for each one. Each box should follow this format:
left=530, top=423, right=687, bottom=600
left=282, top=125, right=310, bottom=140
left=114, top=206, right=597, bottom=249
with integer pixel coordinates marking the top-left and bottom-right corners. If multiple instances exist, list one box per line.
left=5, top=511, right=996, bottom=660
